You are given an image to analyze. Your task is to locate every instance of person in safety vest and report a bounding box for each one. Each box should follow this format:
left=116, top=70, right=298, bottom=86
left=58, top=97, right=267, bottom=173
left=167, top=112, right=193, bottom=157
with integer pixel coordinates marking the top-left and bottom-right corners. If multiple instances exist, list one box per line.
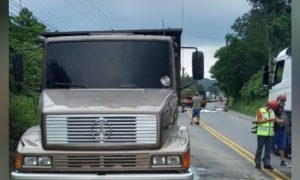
left=254, top=100, right=278, bottom=170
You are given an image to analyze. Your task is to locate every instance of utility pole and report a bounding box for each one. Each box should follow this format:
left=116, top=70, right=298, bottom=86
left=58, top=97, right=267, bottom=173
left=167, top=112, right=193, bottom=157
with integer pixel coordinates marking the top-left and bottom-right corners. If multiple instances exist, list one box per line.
left=161, top=19, right=165, bottom=36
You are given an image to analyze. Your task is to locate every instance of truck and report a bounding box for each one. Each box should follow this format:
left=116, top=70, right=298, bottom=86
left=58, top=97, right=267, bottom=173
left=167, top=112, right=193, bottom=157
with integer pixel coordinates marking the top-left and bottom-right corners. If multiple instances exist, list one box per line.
left=262, top=46, right=291, bottom=157
left=11, top=29, right=204, bottom=180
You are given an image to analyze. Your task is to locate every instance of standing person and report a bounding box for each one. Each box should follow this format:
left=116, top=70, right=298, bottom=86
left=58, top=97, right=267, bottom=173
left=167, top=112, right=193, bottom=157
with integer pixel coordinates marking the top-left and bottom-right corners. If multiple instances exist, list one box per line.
left=191, top=92, right=203, bottom=125
left=273, top=94, right=291, bottom=167
left=254, top=100, right=277, bottom=170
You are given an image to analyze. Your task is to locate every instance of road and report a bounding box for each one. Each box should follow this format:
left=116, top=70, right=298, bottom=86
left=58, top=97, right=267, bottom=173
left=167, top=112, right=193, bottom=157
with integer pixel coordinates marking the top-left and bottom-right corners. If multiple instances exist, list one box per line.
left=178, top=102, right=292, bottom=180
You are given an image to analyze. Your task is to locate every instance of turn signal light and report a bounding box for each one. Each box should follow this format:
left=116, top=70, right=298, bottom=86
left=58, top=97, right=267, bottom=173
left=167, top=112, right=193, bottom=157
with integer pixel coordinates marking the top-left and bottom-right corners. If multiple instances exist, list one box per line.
left=15, top=153, right=22, bottom=169
left=182, top=150, right=190, bottom=170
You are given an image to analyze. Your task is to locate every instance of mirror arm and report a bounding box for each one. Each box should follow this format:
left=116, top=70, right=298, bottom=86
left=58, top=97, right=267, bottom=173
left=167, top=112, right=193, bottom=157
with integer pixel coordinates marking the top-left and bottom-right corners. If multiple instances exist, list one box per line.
left=180, top=82, right=195, bottom=90
left=181, top=46, right=198, bottom=51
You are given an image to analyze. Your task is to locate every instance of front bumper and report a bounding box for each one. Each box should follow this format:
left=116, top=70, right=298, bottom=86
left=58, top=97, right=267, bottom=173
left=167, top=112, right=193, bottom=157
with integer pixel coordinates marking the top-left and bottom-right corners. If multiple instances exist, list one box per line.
left=11, top=167, right=194, bottom=180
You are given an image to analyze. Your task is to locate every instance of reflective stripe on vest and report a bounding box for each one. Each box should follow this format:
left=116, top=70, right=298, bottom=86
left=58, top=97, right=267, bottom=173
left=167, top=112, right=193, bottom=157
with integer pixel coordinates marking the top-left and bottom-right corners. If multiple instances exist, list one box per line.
left=256, top=108, right=275, bottom=136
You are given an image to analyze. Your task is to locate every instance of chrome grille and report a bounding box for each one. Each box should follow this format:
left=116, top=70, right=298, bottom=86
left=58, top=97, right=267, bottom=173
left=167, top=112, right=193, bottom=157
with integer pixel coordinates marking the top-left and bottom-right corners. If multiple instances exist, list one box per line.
left=54, top=154, right=149, bottom=169
left=162, top=109, right=171, bottom=128
left=45, top=114, right=157, bottom=146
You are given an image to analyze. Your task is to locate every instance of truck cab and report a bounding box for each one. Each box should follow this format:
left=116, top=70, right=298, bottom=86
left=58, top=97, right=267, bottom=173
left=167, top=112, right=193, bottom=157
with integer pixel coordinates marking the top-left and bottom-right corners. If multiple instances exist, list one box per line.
left=11, top=29, right=204, bottom=180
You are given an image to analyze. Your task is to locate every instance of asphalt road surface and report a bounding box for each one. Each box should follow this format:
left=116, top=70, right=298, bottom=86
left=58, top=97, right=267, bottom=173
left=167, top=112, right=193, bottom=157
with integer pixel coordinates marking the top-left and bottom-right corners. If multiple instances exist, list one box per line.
left=179, top=102, right=291, bottom=180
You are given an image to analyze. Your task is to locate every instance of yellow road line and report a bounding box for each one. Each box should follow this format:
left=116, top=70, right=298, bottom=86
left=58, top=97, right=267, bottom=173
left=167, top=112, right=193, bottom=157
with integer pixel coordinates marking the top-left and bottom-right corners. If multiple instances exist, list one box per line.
left=197, top=113, right=290, bottom=180
left=201, top=122, right=281, bottom=180
left=186, top=110, right=290, bottom=180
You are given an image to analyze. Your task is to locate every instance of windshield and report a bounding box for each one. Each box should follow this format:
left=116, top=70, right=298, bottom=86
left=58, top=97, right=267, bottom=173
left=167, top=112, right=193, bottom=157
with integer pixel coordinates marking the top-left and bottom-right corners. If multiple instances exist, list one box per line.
left=45, top=40, right=171, bottom=89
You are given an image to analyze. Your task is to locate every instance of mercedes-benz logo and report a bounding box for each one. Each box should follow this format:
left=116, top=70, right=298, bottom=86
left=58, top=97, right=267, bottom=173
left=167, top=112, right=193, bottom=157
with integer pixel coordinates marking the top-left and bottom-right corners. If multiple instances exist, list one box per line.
left=91, top=119, right=112, bottom=142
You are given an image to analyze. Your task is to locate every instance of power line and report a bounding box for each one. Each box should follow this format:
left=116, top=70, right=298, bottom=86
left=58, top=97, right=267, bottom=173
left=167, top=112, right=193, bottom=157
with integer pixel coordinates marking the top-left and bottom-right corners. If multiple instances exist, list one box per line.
left=12, top=0, right=118, bottom=31
left=9, top=7, right=55, bottom=40
left=63, top=0, right=100, bottom=29
left=11, top=0, right=65, bottom=31
left=9, top=10, right=50, bottom=35
left=20, top=0, right=64, bottom=31
left=89, top=0, right=118, bottom=30
left=23, top=0, right=63, bottom=31
left=10, top=0, right=57, bottom=31
left=10, top=1, right=58, bottom=31
left=18, top=0, right=22, bottom=8
left=9, top=4, right=20, bottom=14
left=78, top=0, right=109, bottom=29
left=28, top=0, right=73, bottom=30
left=9, top=2, right=22, bottom=12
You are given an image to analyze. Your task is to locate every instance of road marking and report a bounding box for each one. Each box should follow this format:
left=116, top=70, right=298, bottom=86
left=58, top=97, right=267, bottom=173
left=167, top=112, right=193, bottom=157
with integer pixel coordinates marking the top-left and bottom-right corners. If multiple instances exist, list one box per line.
left=187, top=111, right=290, bottom=180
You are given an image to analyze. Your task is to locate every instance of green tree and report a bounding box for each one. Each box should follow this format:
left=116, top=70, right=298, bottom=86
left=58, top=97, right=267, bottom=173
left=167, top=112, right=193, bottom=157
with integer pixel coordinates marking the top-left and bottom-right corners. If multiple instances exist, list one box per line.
left=180, top=73, right=197, bottom=98
left=240, top=70, right=268, bottom=100
left=195, top=83, right=205, bottom=98
left=10, top=8, right=45, bottom=91
left=246, top=0, right=291, bottom=59
left=210, top=0, right=290, bottom=98
left=9, top=8, right=46, bottom=150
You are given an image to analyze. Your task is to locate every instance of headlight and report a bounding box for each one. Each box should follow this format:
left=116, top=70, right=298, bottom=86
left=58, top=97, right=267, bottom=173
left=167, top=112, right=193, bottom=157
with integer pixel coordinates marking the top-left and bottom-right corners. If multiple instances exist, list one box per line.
left=152, top=155, right=181, bottom=166
left=167, top=155, right=181, bottom=165
left=152, top=156, right=166, bottom=165
left=38, top=156, right=52, bottom=166
left=23, top=156, right=52, bottom=167
left=24, top=157, right=38, bottom=166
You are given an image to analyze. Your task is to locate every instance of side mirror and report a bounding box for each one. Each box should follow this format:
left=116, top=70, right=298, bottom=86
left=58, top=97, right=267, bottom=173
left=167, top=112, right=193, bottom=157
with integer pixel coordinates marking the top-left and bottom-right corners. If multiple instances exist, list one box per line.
left=262, top=64, right=269, bottom=86
left=192, top=51, right=204, bottom=80
left=12, top=53, right=24, bottom=83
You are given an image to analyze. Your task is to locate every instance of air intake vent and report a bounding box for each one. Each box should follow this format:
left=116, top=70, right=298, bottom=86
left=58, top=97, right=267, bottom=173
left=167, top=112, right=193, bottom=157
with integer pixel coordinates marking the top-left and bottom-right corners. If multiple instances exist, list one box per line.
left=54, top=154, right=150, bottom=170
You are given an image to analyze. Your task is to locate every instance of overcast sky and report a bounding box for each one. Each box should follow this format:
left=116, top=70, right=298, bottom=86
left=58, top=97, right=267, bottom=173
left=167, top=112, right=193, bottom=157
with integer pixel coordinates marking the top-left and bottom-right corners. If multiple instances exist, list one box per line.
left=9, top=0, right=251, bottom=79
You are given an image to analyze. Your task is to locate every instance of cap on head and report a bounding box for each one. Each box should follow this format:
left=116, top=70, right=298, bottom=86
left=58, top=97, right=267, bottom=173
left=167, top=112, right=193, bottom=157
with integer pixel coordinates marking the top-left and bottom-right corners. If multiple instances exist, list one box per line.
left=195, top=92, right=199, bottom=96
left=267, top=100, right=278, bottom=110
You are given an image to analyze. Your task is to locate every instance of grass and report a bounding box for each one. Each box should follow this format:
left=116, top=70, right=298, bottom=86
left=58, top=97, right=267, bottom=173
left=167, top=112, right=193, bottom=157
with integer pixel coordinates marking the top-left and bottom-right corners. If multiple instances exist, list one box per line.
left=229, top=96, right=268, bottom=117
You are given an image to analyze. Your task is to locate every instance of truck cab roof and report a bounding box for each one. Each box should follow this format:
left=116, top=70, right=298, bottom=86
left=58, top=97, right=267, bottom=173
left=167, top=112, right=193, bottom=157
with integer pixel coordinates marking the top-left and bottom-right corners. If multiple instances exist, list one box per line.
left=45, top=34, right=173, bottom=43
left=42, top=29, right=181, bottom=44
left=275, top=46, right=291, bottom=61
left=42, top=28, right=182, bottom=37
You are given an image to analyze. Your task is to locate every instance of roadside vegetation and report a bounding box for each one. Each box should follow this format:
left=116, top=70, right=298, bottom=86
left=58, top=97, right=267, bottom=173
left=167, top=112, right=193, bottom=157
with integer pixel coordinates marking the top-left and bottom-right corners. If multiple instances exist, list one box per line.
left=229, top=97, right=268, bottom=117
left=9, top=8, right=45, bottom=151
left=230, top=70, right=268, bottom=116
left=210, top=0, right=291, bottom=116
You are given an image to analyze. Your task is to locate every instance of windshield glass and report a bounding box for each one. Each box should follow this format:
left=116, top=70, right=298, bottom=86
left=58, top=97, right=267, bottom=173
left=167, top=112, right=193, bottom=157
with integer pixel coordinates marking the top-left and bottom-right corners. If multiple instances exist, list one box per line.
left=45, top=40, right=171, bottom=89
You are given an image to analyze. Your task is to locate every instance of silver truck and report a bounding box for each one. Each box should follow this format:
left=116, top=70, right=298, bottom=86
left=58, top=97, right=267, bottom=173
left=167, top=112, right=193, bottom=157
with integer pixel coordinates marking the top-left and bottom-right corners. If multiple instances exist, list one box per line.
left=11, top=29, right=204, bottom=180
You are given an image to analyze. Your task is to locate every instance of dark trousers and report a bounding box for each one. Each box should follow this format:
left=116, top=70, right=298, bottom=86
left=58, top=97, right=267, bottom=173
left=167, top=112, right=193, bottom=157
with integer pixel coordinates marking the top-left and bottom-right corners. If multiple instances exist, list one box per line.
left=255, top=135, right=273, bottom=166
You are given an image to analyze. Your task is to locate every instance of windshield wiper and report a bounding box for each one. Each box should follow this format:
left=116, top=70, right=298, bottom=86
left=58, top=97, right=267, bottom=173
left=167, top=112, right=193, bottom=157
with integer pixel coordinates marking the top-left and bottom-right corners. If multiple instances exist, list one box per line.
left=49, top=82, right=86, bottom=88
